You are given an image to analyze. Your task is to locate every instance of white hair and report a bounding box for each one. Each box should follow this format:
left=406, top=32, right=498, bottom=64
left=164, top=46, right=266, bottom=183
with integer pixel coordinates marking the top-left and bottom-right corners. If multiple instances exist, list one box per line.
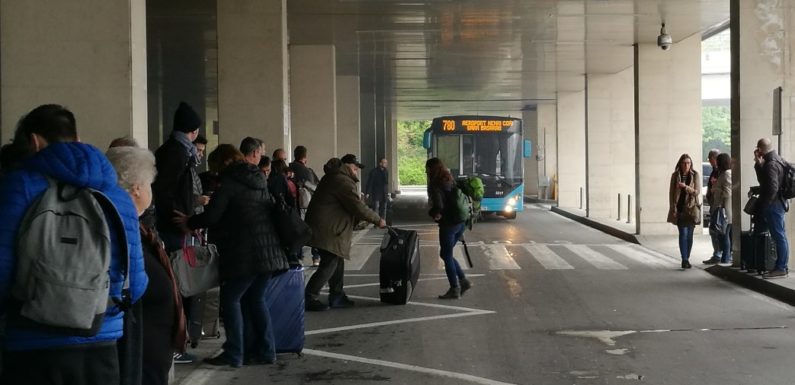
left=106, top=146, right=157, bottom=191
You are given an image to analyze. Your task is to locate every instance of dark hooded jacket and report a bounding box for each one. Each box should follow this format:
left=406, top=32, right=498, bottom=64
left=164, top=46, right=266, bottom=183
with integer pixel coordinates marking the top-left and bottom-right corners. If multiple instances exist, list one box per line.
left=187, top=162, right=288, bottom=280
left=305, top=165, right=381, bottom=259
left=153, top=136, right=196, bottom=235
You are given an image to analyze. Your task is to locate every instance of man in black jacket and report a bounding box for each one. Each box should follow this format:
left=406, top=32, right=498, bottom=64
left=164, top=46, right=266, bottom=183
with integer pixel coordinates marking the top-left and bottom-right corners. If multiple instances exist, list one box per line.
left=365, top=158, right=389, bottom=219
left=754, top=137, right=789, bottom=278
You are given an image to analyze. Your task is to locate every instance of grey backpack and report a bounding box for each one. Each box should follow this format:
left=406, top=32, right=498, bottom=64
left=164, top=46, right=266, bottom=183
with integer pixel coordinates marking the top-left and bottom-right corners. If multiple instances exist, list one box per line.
left=12, top=177, right=129, bottom=336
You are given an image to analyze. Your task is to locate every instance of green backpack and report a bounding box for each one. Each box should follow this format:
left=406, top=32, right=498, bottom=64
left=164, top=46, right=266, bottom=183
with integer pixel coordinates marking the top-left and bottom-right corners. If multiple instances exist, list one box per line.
left=451, top=186, right=475, bottom=230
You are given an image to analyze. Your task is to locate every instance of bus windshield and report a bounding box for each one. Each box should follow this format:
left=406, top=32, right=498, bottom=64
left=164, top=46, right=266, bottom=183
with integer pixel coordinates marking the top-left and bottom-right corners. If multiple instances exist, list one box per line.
left=435, top=132, right=522, bottom=181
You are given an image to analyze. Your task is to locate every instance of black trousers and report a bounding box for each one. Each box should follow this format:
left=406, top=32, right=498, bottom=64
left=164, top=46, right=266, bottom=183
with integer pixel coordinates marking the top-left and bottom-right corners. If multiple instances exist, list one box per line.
left=305, top=249, right=345, bottom=299
left=1, top=343, right=119, bottom=385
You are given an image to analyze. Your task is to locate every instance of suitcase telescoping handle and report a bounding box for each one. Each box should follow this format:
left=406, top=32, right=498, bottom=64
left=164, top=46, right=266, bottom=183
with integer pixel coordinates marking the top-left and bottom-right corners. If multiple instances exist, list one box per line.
left=386, top=226, right=399, bottom=237
left=458, top=235, right=474, bottom=268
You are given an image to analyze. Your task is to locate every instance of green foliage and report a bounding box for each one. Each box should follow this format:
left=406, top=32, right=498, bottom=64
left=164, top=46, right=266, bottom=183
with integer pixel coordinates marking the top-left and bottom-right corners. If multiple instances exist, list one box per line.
left=398, top=120, right=431, bottom=185
left=702, top=106, right=731, bottom=160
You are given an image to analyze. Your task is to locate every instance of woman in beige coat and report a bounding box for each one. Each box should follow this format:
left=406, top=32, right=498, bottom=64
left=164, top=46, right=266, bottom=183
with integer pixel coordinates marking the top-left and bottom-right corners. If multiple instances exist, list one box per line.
left=667, top=153, right=702, bottom=269
left=711, top=153, right=732, bottom=264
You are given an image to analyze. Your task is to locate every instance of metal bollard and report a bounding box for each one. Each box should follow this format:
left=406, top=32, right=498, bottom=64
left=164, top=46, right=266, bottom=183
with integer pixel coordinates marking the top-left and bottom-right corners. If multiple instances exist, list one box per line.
left=617, top=194, right=621, bottom=221
left=627, top=195, right=632, bottom=224
left=580, top=187, right=583, bottom=209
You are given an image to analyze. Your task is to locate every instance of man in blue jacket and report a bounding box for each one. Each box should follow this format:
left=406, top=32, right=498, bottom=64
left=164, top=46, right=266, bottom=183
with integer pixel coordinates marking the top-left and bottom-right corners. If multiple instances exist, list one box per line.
left=0, top=104, right=148, bottom=384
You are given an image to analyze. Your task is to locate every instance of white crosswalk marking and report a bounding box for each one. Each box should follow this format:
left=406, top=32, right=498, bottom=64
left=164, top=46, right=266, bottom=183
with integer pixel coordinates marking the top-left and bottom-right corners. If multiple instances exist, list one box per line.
left=523, top=244, right=574, bottom=269
left=346, top=244, right=380, bottom=271
left=482, top=244, right=521, bottom=270
left=564, top=245, right=628, bottom=270
left=606, top=245, right=670, bottom=269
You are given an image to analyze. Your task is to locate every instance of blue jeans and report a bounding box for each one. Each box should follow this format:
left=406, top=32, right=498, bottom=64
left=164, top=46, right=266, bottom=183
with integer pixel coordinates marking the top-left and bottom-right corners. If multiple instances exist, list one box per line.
left=677, top=224, right=695, bottom=261
left=439, top=223, right=466, bottom=288
left=764, top=200, right=789, bottom=271
left=709, top=225, right=723, bottom=259
left=219, top=273, right=275, bottom=365
left=720, top=224, right=733, bottom=263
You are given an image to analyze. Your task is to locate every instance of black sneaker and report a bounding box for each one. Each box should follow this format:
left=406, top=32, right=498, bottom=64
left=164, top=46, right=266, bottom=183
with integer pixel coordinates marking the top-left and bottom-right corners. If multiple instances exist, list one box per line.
left=702, top=257, right=720, bottom=265
left=685, top=261, right=692, bottom=269
left=203, top=354, right=242, bottom=368
left=764, top=269, right=789, bottom=279
left=329, top=294, right=355, bottom=309
left=173, top=352, right=196, bottom=364
left=306, top=298, right=329, bottom=311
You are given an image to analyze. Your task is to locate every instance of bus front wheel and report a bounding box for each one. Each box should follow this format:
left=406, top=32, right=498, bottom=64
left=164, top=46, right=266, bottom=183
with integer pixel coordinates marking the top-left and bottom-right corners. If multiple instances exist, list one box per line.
left=503, top=211, right=517, bottom=220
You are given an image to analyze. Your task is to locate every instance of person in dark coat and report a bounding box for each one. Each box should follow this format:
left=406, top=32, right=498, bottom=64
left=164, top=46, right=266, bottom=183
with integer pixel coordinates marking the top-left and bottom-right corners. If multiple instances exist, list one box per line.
left=426, top=157, right=472, bottom=300
left=174, top=145, right=289, bottom=368
left=107, top=146, right=187, bottom=385
left=754, top=137, right=789, bottom=278
left=304, top=154, right=385, bottom=311
left=152, top=101, right=208, bottom=251
left=365, top=158, right=390, bottom=219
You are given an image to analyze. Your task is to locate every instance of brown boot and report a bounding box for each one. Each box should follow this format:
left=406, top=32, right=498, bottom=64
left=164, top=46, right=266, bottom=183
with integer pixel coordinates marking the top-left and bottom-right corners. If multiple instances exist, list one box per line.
left=460, top=278, right=473, bottom=295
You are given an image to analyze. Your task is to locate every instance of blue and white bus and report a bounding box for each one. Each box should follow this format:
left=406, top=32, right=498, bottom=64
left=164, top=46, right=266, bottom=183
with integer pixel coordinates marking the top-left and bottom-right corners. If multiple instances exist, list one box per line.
left=423, top=116, right=527, bottom=219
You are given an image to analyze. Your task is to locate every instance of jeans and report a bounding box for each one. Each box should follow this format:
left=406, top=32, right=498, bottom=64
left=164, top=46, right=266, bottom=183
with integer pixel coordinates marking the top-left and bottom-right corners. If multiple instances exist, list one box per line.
left=305, top=249, right=345, bottom=300
left=677, top=224, right=695, bottom=261
left=439, top=222, right=466, bottom=288
left=709, top=214, right=723, bottom=259
left=763, top=200, right=789, bottom=271
left=219, top=273, right=274, bottom=365
left=720, top=224, right=733, bottom=263
left=370, top=194, right=388, bottom=218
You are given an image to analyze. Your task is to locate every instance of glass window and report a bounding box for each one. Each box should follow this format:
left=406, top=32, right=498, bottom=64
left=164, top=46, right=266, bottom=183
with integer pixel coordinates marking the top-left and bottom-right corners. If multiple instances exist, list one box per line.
left=435, top=135, right=461, bottom=176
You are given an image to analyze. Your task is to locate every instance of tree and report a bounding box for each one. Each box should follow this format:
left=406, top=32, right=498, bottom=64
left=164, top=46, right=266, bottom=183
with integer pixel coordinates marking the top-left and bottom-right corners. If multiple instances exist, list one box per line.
left=397, top=120, right=431, bottom=185
left=702, top=106, right=730, bottom=160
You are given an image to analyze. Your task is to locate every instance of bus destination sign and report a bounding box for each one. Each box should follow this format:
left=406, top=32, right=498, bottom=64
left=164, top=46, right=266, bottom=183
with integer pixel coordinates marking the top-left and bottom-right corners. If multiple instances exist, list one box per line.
left=441, top=119, right=514, bottom=132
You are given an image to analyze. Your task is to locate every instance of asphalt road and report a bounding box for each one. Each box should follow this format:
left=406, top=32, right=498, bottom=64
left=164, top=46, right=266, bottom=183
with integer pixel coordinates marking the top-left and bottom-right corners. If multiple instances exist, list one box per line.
left=176, top=203, right=795, bottom=385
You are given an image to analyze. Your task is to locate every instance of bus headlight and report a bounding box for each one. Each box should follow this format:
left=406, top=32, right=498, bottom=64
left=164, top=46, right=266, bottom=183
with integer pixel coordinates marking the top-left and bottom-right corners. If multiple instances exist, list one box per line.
left=507, top=196, right=518, bottom=206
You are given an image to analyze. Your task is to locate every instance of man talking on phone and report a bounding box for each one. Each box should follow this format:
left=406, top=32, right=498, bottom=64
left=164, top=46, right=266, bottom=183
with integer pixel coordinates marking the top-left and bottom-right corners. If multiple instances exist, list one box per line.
left=753, top=138, right=789, bottom=278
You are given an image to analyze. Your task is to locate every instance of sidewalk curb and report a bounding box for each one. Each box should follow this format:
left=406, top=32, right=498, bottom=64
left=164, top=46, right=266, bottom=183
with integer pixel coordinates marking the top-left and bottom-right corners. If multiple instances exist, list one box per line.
left=704, top=265, right=795, bottom=306
left=523, top=195, right=557, bottom=205
left=549, top=206, right=640, bottom=244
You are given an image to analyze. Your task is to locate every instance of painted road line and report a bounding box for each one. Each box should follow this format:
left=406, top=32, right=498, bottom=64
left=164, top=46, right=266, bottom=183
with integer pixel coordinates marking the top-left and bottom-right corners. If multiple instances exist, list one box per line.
left=426, top=245, right=471, bottom=271
left=626, top=244, right=680, bottom=264
left=606, top=244, right=669, bottom=269
left=565, top=245, right=628, bottom=270
left=302, top=349, right=518, bottom=385
left=346, top=244, right=380, bottom=271
left=305, top=309, right=494, bottom=336
left=483, top=244, right=520, bottom=270
left=522, top=244, right=574, bottom=270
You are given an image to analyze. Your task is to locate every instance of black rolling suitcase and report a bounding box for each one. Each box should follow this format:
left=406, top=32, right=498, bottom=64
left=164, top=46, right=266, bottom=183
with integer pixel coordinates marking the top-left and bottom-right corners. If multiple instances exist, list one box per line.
left=379, top=227, right=421, bottom=305
left=752, top=231, right=777, bottom=274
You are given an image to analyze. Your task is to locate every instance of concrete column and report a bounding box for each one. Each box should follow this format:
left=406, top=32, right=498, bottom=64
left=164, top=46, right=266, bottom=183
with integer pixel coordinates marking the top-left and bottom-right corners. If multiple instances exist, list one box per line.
left=538, top=103, right=557, bottom=199
left=1, top=0, right=148, bottom=147
left=586, top=67, right=635, bottom=221
left=523, top=108, right=539, bottom=197
left=217, top=0, right=290, bottom=151
left=385, top=110, right=399, bottom=193
left=336, top=75, right=361, bottom=161
left=636, top=35, right=702, bottom=235
left=735, top=1, right=795, bottom=250
left=360, top=91, right=377, bottom=169
left=557, top=90, right=587, bottom=209
left=290, top=45, right=337, bottom=173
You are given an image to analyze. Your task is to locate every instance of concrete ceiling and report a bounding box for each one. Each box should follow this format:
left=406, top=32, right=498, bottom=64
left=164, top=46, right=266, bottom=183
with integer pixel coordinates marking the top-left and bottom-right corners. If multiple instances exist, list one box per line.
left=289, top=0, right=729, bottom=120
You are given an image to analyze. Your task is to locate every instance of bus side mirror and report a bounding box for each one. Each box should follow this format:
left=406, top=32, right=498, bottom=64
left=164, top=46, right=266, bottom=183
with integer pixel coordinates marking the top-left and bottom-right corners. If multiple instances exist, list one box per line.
left=422, top=130, right=432, bottom=149
left=523, top=139, right=532, bottom=158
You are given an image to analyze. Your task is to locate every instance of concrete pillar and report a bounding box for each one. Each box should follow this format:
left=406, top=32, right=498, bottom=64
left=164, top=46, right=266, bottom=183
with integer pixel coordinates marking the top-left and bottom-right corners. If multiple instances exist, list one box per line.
left=538, top=103, right=557, bottom=199
left=385, top=110, right=399, bottom=193
left=735, top=1, right=795, bottom=251
left=557, top=90, right=587, bottom=209
left=217, top=0, right=290, bottom=151
left=586, top=67, right=635, bottom=221
left=336, top=75, right=361, bottom=161
left=290, top=45, right=337, bottom=173
left=523, top=108, right=540, bottom=197
left=360, top=91, right=377, bottom=169
left=636, top=35, right=702, bottom=235
left=1, top=0, right=148, bottom=147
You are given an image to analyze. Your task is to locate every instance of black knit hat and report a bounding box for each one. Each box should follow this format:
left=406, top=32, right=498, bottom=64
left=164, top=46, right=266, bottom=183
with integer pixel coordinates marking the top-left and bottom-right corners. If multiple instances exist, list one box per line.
left=173, top=102, right=202, bottom=133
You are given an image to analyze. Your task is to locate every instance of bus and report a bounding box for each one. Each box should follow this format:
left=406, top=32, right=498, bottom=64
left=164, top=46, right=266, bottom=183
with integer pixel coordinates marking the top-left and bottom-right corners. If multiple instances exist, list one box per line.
left=422, top=115, right=528, bottom=219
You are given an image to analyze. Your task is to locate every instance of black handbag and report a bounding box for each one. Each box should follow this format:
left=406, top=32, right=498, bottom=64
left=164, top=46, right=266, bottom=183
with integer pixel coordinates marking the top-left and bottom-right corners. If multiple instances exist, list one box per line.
left=709, top=207, right=729, bottom=235
left=744, top=195, right=759, bottom=216
left=273, top=196, right=312, bottom=255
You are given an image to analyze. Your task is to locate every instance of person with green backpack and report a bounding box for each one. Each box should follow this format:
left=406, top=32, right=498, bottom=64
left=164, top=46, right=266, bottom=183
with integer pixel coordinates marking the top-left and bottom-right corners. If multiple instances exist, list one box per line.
left=426, top=158, right=473, bottom=299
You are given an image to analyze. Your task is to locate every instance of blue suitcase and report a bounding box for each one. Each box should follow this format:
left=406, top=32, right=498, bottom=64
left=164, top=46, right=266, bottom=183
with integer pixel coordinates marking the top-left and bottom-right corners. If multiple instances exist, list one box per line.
left=264, top=265, right=305, bottom=354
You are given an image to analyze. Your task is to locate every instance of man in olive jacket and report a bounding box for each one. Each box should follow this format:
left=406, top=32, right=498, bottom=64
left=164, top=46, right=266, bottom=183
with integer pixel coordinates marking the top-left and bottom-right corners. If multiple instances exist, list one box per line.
left=304, top=154, right=385, bottom=311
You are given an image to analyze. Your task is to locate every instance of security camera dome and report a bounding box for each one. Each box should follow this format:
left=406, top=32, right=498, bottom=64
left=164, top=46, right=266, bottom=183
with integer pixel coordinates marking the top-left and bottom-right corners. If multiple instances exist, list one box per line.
left=657, top=23, right=672, bottom=50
